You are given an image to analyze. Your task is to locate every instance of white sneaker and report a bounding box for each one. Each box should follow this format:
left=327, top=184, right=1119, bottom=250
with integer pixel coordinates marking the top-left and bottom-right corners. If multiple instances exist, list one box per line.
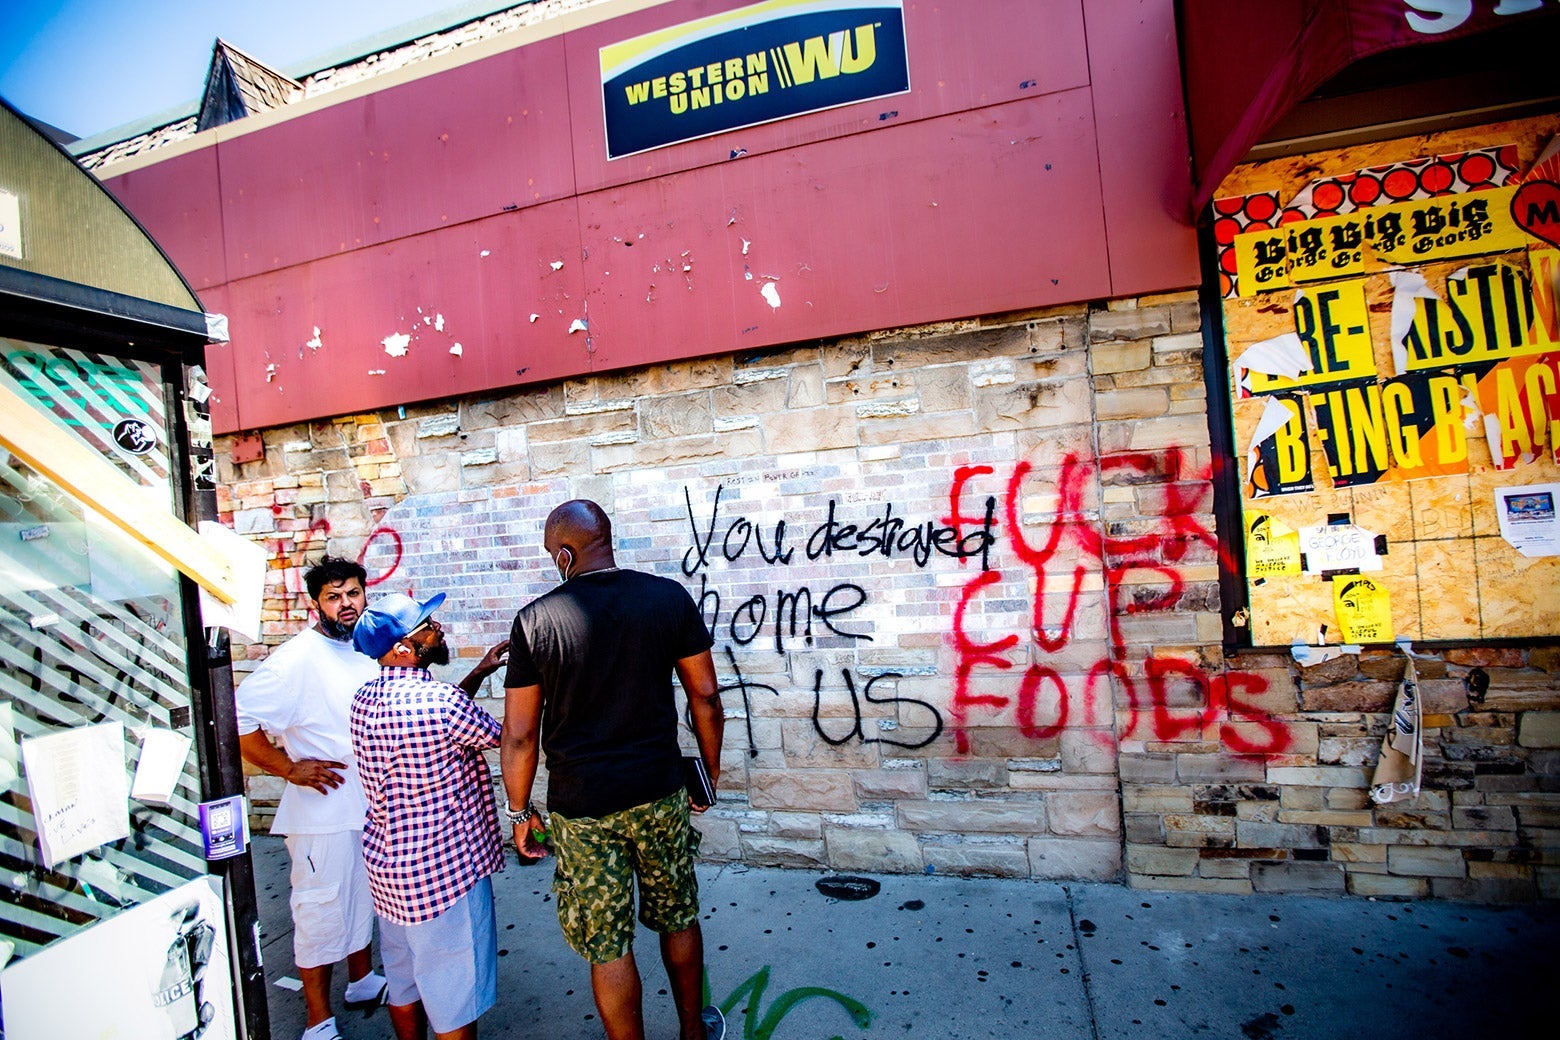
left=300, top=1018, right=342, bottom=1040
left=343, top=969, right=387, bottom=1010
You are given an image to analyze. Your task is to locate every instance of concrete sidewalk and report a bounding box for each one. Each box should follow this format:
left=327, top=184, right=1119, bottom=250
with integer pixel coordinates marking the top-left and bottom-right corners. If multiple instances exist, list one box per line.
left=251, top=835, right=1559, bottom=1039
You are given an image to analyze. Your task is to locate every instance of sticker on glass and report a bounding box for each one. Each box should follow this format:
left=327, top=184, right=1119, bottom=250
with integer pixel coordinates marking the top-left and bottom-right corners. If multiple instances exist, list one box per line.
left=113, top=417, right=158, bottom=455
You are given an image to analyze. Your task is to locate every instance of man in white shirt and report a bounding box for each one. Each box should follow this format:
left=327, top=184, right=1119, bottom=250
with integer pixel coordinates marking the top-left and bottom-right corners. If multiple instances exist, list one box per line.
left=238, top=556, right=387, bottom=1040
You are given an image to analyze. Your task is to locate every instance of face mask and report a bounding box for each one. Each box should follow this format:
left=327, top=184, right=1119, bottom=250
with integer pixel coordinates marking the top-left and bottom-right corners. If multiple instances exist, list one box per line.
left=554, top=547, right=573, bottom=583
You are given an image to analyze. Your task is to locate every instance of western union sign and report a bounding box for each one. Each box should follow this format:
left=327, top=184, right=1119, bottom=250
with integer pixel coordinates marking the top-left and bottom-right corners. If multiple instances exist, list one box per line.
left=600, top=0, right=910, bottom=160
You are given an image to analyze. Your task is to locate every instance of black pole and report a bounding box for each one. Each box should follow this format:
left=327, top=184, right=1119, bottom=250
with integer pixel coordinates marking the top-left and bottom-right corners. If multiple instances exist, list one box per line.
left=1194, top=211, right=1252, bottom=651
left=166, top=357, right=271, bottom=1040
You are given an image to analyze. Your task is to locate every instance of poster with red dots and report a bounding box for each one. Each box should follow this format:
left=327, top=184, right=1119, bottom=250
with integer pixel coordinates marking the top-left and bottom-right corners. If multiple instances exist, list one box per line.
left=1232, top=186, right=1530, bottom=295
left=1212, top=191, right=1279, bottom=298
left=1285, top=147, right=1520, bottom=220
left=1215, top=146, right=1520, bottom=299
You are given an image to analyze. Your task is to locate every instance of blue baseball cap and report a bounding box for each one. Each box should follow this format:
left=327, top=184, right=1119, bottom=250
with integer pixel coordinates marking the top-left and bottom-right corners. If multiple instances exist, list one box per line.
left=352, top=591, right=447, bottom=659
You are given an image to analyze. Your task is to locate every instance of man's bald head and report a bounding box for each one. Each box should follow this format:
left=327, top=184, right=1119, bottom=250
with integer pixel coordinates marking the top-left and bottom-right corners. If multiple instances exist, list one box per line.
left=543, top=500, right=615, bottom=577
left=545, top=499, right=611, bottom=546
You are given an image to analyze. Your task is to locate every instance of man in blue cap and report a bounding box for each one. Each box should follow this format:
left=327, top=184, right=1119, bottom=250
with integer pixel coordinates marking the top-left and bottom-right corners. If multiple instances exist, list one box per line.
left=349, top=592, right=511, bottom=1040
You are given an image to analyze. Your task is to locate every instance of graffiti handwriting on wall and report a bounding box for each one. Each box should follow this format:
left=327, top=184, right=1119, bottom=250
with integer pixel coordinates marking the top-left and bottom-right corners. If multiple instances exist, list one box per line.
left=947, top=451, right=1292, bottom=755
left=684, top=484, right=966, bottom=752
left=684, top=449, right=1296, bottom=758
left=260, top=517, right=405, bottom=613
left=682, top=484, right=997, bottom=574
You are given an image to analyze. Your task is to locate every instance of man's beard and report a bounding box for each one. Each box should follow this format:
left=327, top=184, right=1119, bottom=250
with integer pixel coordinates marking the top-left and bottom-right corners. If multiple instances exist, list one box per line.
left=416, top=641, right=451, bottom=668
left=319, top=615, right=355, bottom=641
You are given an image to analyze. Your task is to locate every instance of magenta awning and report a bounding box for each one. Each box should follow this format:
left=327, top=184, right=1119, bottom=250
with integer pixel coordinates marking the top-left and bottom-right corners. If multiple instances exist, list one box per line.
left=1182, top=0, right=1560, bottom=212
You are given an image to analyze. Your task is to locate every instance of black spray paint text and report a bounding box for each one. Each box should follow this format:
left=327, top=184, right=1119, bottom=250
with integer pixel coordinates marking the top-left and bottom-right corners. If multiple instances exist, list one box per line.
left=681, top=484, right=997, bottom=576
left=694, top=574, right=871, bottom=654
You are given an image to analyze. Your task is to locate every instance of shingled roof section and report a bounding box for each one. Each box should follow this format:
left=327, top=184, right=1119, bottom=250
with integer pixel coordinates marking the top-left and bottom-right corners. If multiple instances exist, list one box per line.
left=197, top=39, right=304, bottom=133
left=76, top=0, right=608, bottom=172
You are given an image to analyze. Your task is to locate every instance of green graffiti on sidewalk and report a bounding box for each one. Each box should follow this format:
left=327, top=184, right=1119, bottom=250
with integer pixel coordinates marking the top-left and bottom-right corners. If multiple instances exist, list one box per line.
left=711, top=965, right=873, bottom=1039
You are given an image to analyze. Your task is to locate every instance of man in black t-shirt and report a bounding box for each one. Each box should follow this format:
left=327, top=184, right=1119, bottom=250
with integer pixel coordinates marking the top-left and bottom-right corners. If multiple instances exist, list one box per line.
left=501, top=499, right=726, bottom=1040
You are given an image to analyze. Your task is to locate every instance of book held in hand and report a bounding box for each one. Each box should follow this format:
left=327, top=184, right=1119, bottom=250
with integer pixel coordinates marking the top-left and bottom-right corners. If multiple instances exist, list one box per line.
left=682, top=755, right=716, bottom=808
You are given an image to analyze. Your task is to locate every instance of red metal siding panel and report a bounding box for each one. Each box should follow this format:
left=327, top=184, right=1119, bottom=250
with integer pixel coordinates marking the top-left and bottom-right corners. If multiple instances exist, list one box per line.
left=214, top=36, right=576, bottom=283
left=216, top=198, right=589, bottom=431
left=101, top=149, right=228, bottom=291
left=99, top=0, right=1199, bottom=433
left=577, top=90, right=1112, bottom=375
left=1083, top=0, right=1200, bottom=295
left=566, top=0, right=1091, bottom=191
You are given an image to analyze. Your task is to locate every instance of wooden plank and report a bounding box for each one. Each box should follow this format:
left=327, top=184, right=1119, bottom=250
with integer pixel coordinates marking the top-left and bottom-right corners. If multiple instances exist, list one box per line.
left=0, top=382, right=236, bottom=604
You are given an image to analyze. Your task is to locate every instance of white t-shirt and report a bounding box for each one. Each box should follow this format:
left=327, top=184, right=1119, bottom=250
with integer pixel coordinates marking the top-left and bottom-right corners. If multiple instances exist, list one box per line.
left=236, top=627, right=380, bottom=835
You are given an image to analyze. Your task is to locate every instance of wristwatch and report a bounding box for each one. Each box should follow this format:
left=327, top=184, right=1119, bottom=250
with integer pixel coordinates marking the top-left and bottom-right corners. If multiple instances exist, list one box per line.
left=504, top=802, right=536, bottom=827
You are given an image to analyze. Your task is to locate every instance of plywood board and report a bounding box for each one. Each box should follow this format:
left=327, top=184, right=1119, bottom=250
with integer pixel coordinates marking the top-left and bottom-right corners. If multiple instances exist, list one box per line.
left=1220, top=115, right=1560, bottom=643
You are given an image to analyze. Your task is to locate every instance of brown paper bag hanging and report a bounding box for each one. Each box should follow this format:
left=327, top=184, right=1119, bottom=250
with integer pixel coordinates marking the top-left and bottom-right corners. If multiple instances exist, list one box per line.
left=1369, top=655, right=1421, bottom=804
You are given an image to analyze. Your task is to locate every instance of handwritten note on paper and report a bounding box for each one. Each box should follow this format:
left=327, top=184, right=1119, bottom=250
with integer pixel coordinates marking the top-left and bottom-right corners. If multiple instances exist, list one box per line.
left=19, top=723, right=130, bottom=868
left=1299, top=523, right=1384, bottom=573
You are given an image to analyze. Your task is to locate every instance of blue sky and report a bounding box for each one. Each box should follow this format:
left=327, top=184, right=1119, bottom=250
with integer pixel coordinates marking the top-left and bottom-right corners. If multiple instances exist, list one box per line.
left=0, top=0, right=516, bottom=141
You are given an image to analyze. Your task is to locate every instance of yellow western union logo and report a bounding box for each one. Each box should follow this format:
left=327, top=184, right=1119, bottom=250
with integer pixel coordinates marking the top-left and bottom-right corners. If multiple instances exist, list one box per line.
left=600, top=1, right=909, bottom=160
left=624, top=24, right=879, bottom=114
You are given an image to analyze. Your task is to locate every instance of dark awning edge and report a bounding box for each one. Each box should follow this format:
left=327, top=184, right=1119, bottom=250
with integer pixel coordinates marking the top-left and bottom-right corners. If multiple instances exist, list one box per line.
left=0, top=264, right=213, bottom=364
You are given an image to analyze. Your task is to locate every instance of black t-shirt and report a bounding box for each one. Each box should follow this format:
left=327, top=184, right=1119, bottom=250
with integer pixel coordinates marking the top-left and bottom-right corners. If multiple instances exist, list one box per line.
left=504, top=569, right=714, bottom=819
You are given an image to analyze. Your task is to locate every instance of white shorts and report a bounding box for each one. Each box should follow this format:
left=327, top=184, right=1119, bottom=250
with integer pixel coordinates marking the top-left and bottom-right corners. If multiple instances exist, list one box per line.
left=285, top=830, right=375, bottom=969
left=379, top=877, right=497, bottom=1034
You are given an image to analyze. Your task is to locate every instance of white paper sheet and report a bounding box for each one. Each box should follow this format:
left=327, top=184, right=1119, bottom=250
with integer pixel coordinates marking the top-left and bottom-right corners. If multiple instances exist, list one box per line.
left=1291, top=643, right=1362, bottom=666
left=1388, top=270, right=1442, bottom=375
left=1494, top=483, right=1560, bottom=557
left=1246, top=396, right=1300, bottom=472
left=19, top=723, right=130, bottom=868
left=1233, top=331, right=1311, bottom=390
left=196, top=520, right=268, bottom=641
left=131, top=729, right=193, bottom=807
left=204, top=312, right=230, bottom=343
left=1298, top=523, right=1384, bottom=573
left=0, top=877, right=235, bottom=1040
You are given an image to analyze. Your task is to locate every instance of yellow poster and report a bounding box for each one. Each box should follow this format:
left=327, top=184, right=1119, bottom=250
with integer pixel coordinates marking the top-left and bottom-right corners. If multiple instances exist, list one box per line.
left=1245, top=394, right=1316, bottom=498
left=1333, top=576, right=1394, bottom=644
left=1246, top=513, right=1302, bottom=577
left=1242, top=283, right=1378, bottom=395
left=1400, top=260, right=1558, bottom=371
left=1234, top=186, right=1530, bottom=296
left=1529, top=247, right=1560, bottom=339
left=1380, top=372, right=1474, bottom=480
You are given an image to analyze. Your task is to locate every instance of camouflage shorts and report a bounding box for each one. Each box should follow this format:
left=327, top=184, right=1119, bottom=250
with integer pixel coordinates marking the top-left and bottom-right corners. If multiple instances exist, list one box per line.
left=550, top=789, right=702, bottom=965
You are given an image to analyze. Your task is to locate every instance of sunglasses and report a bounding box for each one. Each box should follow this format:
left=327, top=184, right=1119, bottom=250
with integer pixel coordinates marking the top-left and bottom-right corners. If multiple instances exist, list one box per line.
left=404, top=617, right=442, bottom=640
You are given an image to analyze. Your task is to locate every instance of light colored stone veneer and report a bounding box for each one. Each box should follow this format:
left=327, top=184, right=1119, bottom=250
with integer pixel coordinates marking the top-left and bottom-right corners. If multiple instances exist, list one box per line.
left=221, top=292, right=1560, bottom=901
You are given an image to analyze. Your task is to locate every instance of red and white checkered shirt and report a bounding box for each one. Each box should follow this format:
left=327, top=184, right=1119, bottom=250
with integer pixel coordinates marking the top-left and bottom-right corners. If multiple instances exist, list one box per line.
left=349, top=666, right=504, bottom=925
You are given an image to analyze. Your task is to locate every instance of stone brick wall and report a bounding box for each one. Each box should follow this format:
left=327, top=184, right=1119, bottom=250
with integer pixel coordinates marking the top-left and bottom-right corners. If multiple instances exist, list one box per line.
left=219, top=291, right=1560, bottom=901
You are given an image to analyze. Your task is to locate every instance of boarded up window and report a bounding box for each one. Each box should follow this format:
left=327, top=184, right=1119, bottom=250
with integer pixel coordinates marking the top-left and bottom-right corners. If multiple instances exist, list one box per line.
left=1214, top=115, right=1560, bottom=644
